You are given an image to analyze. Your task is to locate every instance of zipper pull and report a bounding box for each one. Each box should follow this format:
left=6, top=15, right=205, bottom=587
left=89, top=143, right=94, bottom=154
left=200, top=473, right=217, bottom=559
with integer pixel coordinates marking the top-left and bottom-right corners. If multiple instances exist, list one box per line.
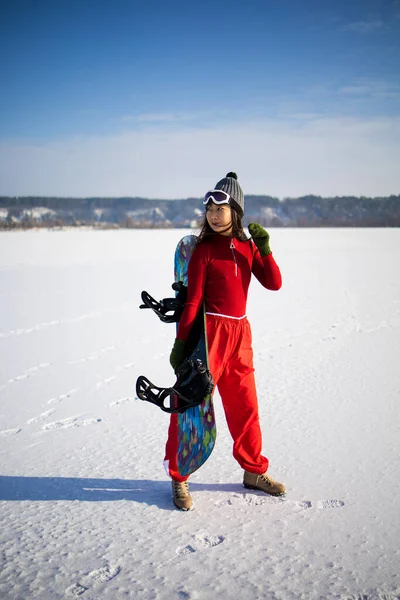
left=230, top=238, right=238, bottom=276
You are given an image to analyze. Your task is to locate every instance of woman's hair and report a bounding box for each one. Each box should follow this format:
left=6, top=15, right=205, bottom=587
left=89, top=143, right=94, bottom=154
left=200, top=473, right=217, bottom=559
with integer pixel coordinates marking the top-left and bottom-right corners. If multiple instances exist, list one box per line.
left=196, top=203, right=248, bottom=244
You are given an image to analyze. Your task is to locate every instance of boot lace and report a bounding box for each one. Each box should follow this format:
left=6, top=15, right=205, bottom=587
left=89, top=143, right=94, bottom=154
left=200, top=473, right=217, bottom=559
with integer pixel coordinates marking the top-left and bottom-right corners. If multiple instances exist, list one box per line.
left=259, top=473, right=275, bottom=487
left=173, top=481, right=190, bottom=498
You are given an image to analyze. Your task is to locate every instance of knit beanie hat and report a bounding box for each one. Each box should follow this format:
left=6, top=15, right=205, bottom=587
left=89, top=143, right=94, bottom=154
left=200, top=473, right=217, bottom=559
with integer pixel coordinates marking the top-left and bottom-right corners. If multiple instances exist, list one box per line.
left=214, top=172, right=244, bottom=218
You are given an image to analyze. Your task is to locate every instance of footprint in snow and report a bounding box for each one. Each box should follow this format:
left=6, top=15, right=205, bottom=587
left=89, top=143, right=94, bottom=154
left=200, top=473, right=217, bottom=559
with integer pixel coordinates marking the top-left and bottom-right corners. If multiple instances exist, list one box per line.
left=88, top=564, right=121, bottom=584
left=152, top=352, right=167, bottom=360
left=95, top=377, right=116, bottom=390
left=294, top=501, right=313, bottom=509
left=69, top=347, right=116, bottom=364
left=65, top=565, right=120, bottom=597
left=277, top=498, right=345, bottom=510
left=43, top=417, right=80, bottom=430
left=47, top=388, right=79, bottom=404
left=276, top=499, right=344, bottom=510
left=243, top=494, right=268, bottom=506
left=316, top=499, right=345, bottom=509
left=0, top=320, right=61, bottom=339
left=1, top=363, right=52, bottom=387
left=270, top=498, right=344, bottom=510
left=0, top=427, right=22, bottom=437
left=214, top=494, right=344, bottom=510
left=26, top=363, right=52, bottom=372
left=27, top=409, right=55, bottom=425
left=12, top=373, right=30, bottom=381
left=69, top=356, right=97, bottom=364
left=195, top=533, right=225, bottom=548
left=214, top=492, right=268, bottom=507
left=117, top=361, right=135, bottom=371
left=65, top=583, right=88, bottom=597
left=110, top=397, right=134, bottom=407
left=176, top=545, right=196, bottom=557
left=175, top=534, right=224, bottom=558
left=43, top=416, right=102, bottom=431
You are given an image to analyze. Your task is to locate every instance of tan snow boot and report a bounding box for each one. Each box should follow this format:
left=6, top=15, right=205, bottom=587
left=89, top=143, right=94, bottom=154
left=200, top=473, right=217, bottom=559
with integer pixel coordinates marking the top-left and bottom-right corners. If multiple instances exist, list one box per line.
left=172, top=480, right=193, bottom=511
left=243, top=471, right=286, bottom=496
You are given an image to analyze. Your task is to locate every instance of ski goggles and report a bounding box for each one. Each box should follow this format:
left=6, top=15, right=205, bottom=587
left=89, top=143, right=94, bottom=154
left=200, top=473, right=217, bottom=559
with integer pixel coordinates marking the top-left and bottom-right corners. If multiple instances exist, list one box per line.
left=203, top=190, right=231, bottom=206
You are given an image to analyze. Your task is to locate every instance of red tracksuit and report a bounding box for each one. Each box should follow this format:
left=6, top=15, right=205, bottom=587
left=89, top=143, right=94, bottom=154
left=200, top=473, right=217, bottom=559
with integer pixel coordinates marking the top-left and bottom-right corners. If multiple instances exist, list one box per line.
left=164, top=233, right=282, bottom=481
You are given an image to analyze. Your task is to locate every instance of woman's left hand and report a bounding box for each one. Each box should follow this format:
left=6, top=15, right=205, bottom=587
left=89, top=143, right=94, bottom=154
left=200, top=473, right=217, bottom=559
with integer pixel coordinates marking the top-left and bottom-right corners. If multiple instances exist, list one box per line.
left=248, top=223, right=271, bottom=257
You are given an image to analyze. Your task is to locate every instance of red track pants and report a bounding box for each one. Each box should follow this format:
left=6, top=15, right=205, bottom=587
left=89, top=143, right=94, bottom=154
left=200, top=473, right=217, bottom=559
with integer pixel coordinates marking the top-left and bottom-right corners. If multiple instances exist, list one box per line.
left=164, top=314, right=269, bottom=482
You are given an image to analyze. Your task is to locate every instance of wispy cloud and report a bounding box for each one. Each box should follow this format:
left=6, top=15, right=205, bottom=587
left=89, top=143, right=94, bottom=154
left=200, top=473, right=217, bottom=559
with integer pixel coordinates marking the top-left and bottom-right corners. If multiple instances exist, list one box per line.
left=120, top=113, right=183, bottom=124
left=342, top=19, right=384, bottom=33
left=1, top=115, right=399, bottom=199
left=338, top=79, right=400, bottom=100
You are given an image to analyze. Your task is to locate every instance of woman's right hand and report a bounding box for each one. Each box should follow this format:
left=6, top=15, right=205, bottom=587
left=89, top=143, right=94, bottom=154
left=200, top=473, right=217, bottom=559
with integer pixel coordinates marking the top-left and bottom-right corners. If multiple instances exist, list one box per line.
left=169, top=338, right=186, bottom=371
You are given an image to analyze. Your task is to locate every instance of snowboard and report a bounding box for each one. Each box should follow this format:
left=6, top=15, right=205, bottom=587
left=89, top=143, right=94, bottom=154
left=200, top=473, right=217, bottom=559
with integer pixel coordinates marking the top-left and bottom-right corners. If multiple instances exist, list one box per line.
left=174, top=235, right=216, bottom=477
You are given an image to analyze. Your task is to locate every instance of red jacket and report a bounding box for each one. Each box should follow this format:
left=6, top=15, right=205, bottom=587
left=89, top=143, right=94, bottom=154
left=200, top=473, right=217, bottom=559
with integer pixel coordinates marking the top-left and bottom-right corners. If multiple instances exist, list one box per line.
left=177, top=234, right=282, bottom=341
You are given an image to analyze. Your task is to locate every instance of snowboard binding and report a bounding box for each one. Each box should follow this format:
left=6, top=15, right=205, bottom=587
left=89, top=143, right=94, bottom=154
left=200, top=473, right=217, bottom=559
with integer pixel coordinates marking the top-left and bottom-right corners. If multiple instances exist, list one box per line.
left=136, top=358, right=214, bottom=414
left=139, top=281, right=187, bottom=324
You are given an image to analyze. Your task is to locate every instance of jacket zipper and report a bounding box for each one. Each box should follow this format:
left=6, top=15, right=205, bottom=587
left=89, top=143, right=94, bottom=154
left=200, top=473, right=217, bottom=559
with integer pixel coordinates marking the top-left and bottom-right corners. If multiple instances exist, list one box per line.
left=230, top=239, right=238, bottom=277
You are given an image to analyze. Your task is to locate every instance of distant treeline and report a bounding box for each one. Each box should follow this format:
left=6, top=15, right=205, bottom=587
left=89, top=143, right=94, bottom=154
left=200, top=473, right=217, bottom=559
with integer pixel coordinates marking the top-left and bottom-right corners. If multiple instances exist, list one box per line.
left=1, top=194, right=399, bottom=228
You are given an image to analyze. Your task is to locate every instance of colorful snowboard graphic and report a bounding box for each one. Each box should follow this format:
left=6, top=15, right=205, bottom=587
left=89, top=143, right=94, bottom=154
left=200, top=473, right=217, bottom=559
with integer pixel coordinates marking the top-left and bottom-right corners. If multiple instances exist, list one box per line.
left=174, top=235, right=216, bottom=477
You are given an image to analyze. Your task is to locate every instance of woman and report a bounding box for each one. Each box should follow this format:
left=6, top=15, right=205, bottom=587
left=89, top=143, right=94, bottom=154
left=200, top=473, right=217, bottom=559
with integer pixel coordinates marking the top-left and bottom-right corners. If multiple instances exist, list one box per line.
left=166, top=172, right=286, bottom=510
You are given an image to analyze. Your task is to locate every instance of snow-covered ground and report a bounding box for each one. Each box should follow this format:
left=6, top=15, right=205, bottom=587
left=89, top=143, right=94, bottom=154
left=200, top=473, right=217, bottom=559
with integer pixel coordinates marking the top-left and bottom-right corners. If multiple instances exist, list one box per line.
left=0, top=228, right=399, bottom=600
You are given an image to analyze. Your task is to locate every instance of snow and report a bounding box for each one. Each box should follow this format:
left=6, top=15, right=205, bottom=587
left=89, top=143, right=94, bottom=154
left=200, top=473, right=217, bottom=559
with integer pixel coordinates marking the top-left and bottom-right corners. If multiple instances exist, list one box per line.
left=24, top=208, right=57, bottom=219
left=0, top=228, right=399, bottom=600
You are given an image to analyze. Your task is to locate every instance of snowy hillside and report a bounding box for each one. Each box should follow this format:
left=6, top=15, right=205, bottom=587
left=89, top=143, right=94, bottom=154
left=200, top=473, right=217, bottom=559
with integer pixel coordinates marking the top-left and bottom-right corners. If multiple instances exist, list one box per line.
left=0, top=228, right=399, bottom=600
left=1, top=195, right=400, bottom=228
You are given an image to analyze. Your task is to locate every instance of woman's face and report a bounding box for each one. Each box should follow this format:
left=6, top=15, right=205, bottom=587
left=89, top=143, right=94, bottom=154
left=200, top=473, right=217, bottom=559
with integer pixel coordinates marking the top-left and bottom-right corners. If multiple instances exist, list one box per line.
left=205, top=202, right=233, bottom=236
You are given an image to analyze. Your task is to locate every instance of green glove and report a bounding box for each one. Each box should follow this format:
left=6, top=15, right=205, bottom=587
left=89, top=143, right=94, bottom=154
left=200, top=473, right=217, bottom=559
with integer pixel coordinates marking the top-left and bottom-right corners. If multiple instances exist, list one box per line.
left=169, top=338, right=186, bottom=372
left=248, top=223, right=272, bottom=257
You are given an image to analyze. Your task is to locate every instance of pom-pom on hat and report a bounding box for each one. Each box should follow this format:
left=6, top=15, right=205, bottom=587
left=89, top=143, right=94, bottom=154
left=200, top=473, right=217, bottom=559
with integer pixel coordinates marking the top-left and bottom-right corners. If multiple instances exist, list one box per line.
left=214, top=172, right=244, bottom=217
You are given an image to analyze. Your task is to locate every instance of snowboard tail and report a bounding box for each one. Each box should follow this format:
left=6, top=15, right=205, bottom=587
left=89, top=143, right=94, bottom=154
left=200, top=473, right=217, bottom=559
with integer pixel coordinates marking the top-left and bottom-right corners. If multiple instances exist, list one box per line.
left=174, top=235, right=216, bottom=477
left=135, top=234, right=216, bottom=477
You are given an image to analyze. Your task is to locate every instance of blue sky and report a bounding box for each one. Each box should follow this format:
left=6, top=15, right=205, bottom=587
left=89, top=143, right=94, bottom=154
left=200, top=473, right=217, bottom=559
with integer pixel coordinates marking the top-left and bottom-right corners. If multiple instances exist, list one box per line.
left=1, top=0, right=399, bottom=198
